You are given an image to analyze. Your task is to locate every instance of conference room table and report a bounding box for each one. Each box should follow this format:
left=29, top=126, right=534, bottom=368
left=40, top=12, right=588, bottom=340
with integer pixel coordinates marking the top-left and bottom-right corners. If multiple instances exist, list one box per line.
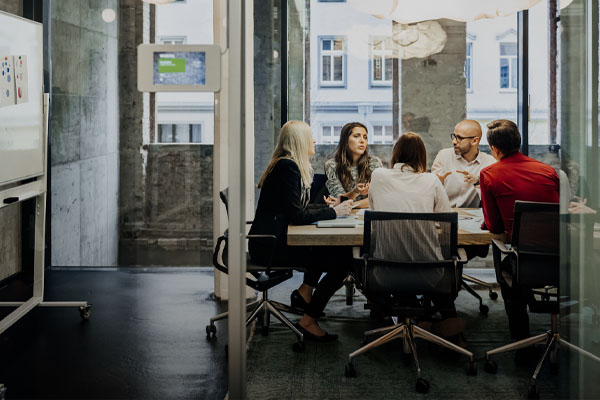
left=287, top=208, right=505, bottom=247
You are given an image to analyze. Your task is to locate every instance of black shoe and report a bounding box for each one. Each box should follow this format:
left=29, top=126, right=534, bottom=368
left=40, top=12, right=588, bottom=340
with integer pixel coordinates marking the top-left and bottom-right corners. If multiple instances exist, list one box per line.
left=294, top=323, right=338, bottom=343
left=290, top=290, right=325, bottom=317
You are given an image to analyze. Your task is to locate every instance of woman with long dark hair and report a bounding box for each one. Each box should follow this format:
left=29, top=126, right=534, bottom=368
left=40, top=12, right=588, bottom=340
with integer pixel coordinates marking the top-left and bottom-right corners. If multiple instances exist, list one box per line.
left=324, top=122, right=383, bottom=208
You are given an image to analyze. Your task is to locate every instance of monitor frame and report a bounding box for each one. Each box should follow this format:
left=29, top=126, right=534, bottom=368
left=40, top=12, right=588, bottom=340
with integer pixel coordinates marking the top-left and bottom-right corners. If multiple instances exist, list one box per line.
left=137, top=44, right=221, bottom=92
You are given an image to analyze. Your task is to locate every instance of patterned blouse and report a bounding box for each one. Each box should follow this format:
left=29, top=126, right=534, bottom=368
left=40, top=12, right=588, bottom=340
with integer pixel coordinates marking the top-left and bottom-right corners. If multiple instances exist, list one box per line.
left=324, top=156, right=383, bottom=201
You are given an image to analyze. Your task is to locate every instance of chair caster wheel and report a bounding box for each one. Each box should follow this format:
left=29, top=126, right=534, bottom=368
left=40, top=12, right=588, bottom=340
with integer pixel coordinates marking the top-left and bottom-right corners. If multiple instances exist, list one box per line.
left=479, top=304, right=489, bottom=315
left=528, top=382, right=539, bottom=399
left=261, top=326, right=269, bottom=336
left=415, top=378, right=430, bottom=393
left=344, top=362, right=357, bottom=378
left=484, top=359, right=498, bottom=374
left=489, top=291, right=498, bottom=300
left=206, top=324, right=217, bottom=339
left=292, top=341, right=305, bottom=353
left=466, top=360, right=477, bottom=376
left=79, top=305, right=92, bottom=320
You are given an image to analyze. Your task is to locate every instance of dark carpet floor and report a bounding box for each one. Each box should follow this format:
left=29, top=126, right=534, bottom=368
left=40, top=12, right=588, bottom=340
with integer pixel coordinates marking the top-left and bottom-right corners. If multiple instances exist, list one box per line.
left=246, top=274, right=600, bottom=400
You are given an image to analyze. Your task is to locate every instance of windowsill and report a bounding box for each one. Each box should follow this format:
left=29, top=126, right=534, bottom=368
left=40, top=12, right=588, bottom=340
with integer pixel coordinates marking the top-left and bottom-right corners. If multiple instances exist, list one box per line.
left=319, top=83, right=346, bottom=88
left=499, top=89, right=517, bottom=93
left=466, top=89, right=474, bottom=94
left=370, top=83, right=392, bottom=89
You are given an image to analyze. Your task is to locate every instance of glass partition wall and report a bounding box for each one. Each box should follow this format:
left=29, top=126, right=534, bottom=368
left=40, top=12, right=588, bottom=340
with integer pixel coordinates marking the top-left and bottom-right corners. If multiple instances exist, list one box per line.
left=266, top=1, right=600, bottom=397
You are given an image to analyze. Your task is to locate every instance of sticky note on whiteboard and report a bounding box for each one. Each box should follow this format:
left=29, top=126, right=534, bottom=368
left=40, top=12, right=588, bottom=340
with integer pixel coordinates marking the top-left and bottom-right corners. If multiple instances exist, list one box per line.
left=0, top=55, right=16, bottom=108
left=14, top=55, right=28, bottom=104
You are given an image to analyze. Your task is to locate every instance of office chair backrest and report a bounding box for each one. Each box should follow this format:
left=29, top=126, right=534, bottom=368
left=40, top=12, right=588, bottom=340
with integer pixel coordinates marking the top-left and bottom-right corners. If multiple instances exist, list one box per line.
left=362, top=211, right=458, bottom=296
left=219, top=188, right=229, bottom=217
left=512, top=201, right=559, bottom=287
left=310, top=173, right=328, bottom=204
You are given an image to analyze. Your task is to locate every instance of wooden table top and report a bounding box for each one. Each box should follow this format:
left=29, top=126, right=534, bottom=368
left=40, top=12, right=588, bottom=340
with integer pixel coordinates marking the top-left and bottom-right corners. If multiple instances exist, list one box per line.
left=287, top=208, right=505, bottom=246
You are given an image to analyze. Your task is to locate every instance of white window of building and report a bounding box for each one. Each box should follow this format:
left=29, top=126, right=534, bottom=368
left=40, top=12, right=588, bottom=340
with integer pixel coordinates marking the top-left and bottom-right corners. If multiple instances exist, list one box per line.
left=320, top=37, right=346, bottom=87
left=499, top=42, right=517, bottom=90
left=371, top=124, right=393, bottom=144
left=321, top=124, right=343, bottom=144
left=371, top=37, right=393, bottom=86
left=466, top=42, right=473, bottom=91
left=158, top=123, right=202, bottom=143
left=159, top=36, right=187, bottom=44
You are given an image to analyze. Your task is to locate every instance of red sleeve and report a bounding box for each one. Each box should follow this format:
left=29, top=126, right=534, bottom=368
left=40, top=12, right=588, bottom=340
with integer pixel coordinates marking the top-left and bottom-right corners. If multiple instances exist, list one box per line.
left=480, top=169, right=504, bottom=234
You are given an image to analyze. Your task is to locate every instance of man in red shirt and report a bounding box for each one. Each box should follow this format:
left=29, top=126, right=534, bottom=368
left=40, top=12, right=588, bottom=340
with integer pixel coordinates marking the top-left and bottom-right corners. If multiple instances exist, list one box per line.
left=480, top=119, right=559, bottom=342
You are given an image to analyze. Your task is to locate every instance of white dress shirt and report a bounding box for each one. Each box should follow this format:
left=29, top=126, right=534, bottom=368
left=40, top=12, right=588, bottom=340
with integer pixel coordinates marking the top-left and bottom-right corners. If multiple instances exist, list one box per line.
left=369, top=163, right=451, bottom=213
left=431, top=148, right=496, bottom=208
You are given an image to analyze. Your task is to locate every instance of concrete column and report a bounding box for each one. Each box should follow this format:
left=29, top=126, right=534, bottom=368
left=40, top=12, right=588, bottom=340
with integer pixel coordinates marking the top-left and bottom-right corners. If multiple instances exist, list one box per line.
left=401, top=19, right=467, bottom=168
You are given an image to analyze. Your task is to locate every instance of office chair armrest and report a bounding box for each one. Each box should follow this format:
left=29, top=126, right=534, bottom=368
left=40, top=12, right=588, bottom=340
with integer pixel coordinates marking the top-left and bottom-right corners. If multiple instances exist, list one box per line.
left=492, top=238, right=516, bottom=255
left=457, top=247, right=468, bottom=264
left=246, top=234, right=278, bottom=270
left=246, top=220, right=254, bottom=225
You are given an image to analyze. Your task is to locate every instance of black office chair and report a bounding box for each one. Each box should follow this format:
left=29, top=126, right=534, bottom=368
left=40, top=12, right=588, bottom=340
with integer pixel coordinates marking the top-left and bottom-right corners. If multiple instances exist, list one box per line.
left=484, top=201, right=600, bottom=398
left=206, top=189, right=305, bottom=352
left=344, top=211, right=475, bottom=394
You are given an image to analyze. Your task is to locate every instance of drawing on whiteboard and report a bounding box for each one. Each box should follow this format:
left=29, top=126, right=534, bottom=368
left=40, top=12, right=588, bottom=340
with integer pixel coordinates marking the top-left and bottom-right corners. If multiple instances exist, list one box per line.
left=14, top=55, right=28, bottom=104
left=0, top=55, right=15, bottom=108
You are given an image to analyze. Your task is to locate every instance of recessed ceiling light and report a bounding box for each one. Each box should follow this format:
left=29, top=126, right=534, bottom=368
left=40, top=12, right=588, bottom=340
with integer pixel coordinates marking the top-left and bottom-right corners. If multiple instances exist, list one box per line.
left=101, top=8, right=116, bottom=23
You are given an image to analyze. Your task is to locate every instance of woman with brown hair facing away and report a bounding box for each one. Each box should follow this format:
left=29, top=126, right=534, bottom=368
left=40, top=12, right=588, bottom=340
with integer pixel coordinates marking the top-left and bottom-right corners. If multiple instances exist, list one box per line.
left=368, top=132, right=466, bottom=347
left=324, top=122, right=383, bottom=209
left=249, top=120, right=353, bottom=342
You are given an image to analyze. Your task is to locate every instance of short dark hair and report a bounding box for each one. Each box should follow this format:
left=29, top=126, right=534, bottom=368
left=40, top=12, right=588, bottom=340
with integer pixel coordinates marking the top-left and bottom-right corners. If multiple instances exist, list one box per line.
left=390, top=132, right=427, bottom=173
left=486, top=119, right=521, bottom=155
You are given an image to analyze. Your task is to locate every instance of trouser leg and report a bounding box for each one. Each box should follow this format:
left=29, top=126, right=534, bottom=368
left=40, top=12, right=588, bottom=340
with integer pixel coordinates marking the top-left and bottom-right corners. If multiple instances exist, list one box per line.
left=305, top=266, right=348, bottom=319
left=496, top=256, right=531, bottom=339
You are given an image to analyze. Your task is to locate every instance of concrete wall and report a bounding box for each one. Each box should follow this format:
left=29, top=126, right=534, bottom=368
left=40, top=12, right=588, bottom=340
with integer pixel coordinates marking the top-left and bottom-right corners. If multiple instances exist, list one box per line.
left=49, top=0, right=119, bottom=266
left=0, top=0, right=23, bottom=281
left=120, top=145, right=213, bottom=266
left=401, top=19, right=467, bottom=169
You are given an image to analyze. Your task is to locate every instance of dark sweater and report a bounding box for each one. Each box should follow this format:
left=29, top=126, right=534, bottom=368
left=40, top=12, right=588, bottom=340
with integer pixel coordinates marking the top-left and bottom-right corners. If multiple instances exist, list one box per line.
left=249, top=158, right=336, bottom=265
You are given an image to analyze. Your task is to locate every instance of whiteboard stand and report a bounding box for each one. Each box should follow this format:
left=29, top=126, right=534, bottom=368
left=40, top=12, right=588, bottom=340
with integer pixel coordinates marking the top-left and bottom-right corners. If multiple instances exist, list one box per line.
left=0, top=93, right=91, bottom=338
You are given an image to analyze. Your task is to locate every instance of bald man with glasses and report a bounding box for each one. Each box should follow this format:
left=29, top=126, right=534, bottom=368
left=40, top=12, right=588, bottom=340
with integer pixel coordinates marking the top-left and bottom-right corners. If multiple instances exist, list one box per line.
left=431, top=120, right=496, bottom=208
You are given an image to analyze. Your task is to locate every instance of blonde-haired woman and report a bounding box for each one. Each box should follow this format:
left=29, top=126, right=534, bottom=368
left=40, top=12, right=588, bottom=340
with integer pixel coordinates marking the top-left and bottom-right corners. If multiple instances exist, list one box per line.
left=249, top=120, right=353, bottom=342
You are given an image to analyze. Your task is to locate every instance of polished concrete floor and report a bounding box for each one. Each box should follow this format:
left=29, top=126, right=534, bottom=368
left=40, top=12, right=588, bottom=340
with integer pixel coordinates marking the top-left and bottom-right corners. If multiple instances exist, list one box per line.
left=0, top=268, right=228, bottom=400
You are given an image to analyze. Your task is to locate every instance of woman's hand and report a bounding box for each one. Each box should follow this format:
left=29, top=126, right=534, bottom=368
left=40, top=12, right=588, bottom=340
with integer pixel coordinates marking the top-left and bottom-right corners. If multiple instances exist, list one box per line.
left=324, top=195, right=338, bottom=206
left=353, top=182, right=370, bottom=197
left=334, top=200, right=353, bottom=216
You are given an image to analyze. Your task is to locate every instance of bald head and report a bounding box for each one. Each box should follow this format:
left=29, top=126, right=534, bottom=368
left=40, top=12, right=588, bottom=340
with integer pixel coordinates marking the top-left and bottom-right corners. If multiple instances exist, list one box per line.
left=452, top=120, right=483, bottom=161
left=454, top=120, right=482, bottom=139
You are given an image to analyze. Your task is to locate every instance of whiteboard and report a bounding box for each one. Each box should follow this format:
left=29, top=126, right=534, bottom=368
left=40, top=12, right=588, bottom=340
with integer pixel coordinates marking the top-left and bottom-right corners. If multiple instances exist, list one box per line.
left=0, top=11, right=44, bottom=186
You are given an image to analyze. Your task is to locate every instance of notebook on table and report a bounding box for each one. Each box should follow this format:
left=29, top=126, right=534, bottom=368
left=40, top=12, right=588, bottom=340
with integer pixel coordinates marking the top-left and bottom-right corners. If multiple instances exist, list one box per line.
left=317, top=217, right=357, bottom=228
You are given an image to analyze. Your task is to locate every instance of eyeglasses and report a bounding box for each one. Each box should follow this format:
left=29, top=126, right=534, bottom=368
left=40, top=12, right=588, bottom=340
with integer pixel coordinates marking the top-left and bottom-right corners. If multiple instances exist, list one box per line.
left=451, top=133, right=477, bottom=142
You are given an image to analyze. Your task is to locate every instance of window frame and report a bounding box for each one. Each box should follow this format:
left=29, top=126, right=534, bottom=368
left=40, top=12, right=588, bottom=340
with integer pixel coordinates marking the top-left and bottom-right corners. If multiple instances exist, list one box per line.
left=369, top=36, right=394, bottom=88
left=499, top=41, right=518, bottom=92
left=466, top=41, right=473, bottom=92
left=370, top=123, right=394, bottom=144
left=320, top=123, right=345, bottom=144
left=158, top=36, right=188, bottom=45
left=156, top=122, right=203, bottom=144
left=318, top=36, right=347, bottom=88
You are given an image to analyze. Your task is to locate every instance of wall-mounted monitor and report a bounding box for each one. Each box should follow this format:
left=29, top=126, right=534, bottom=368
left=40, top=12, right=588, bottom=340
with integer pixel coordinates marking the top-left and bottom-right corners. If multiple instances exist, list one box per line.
left=137, top=44, right=220, bottom=92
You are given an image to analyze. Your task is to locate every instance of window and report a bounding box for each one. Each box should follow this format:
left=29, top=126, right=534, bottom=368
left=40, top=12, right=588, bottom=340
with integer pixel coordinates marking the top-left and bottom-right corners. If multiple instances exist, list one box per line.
left=372, top=125, right=393, bottom=144
left=320, top=37, right=346, bottom=87
left=499, top=42, right=517, bottom=90
left=158, top=124, right=202, bottom=143
left=371, top=37, right=393, bottom=86
left=466, top=42, right=473, bottom=91
left=159, top=36, right=187, bottom=44
left=321, top=125, right=343, bottom=144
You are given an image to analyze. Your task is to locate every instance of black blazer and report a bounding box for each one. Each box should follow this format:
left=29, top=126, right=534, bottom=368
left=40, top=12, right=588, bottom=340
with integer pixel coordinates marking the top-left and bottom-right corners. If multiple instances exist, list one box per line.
left=249, top=159, right=336, bottom=265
